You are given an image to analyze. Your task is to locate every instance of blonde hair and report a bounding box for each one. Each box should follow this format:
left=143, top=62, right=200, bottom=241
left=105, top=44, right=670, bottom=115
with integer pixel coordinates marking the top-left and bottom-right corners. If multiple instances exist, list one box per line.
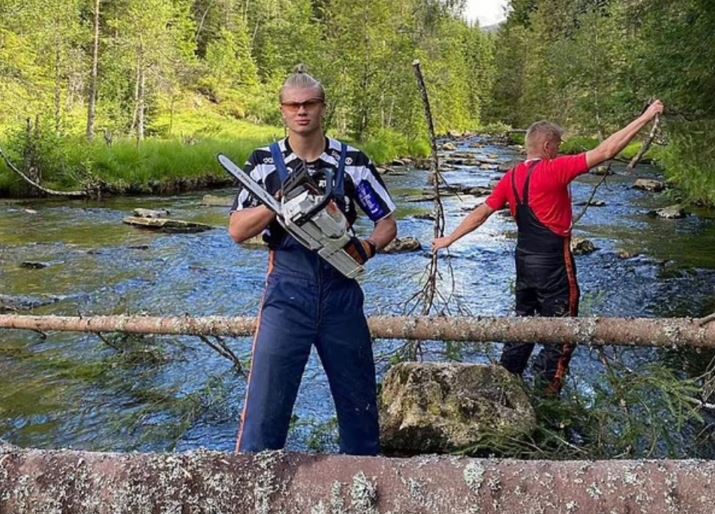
left=279, top=64, right=326, bottom=102
left=526, top=120, right=564, bottom=149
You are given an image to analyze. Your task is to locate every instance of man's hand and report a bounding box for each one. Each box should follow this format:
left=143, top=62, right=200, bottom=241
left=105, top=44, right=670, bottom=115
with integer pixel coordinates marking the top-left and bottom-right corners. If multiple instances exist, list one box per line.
left=431, top=236, right=452, bottom=253
left=644, top=99, right=664, bottom=121
left=344, top=238, right=376, bottom=265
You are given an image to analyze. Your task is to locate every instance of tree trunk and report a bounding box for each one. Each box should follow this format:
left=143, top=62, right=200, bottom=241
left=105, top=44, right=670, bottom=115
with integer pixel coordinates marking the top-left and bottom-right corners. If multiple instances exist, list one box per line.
left=137, top=63, right=146, bottom=141
left=54, top=45, right=62, bottom=136
left=0, top=148, right=86, bottom=197
left=1, top=314, right=714, bottom=349
left=1, top=445, right=714, bottom=513
left=86, top=0, right=101, bottom=142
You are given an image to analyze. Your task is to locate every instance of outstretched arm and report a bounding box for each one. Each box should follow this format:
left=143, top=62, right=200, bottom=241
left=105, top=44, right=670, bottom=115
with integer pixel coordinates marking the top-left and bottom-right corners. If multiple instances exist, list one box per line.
left=432, top=203, right=495, bottom=252
left=586, top=100, right=664, bottom=169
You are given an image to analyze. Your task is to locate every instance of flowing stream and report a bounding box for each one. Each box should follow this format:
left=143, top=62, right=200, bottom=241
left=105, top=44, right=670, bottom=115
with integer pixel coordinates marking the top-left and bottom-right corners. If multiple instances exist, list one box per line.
left=1, top=136, right=713, bottom=454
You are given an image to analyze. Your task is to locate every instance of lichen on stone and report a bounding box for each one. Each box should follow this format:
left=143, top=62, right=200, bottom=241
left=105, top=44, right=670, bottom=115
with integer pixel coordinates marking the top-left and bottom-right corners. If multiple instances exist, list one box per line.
left=463, top=461, right=485, bottom=494
left=350, top=471, right=378, bottom=514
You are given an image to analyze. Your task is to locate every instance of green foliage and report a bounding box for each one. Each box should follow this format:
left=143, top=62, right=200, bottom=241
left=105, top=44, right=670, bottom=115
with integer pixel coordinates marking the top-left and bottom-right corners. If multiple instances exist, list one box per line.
left=488, top=0, right=715, bottom=205
left=357, top=128, right=431, bottom=165
left=462, top=359, right=708, bottom=460
left=0, top=0, right=498, bottom=196
left=560, top=136, right=598, bottom=155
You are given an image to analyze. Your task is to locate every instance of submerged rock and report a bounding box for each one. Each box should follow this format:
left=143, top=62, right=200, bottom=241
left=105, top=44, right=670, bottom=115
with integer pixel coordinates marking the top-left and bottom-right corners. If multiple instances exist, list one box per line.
left=574, top=199, right=606, bottom=207
left=19, top=261, right=50, bottom=269
left=379, top=362, right=536, bottom=454
left=0, top=294, right=62, bottom=313
left=380, top=237, right=421, bottom=254
left=201, top=195, right=234, bottom=207
left=648, top=204, right=687, bottom=219
left=571, top=238, right=597, bottom=255
left=633, top=179, right=665, bottom=192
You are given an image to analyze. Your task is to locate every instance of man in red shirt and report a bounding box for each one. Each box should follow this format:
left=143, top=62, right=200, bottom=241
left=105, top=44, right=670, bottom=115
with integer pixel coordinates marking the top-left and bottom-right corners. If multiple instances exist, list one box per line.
left=433, top=100, right=664, bottom=394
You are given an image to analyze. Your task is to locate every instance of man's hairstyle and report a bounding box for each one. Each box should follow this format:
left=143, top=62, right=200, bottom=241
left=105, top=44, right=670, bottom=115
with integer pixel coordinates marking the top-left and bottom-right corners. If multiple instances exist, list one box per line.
left=279, top=64, right=326, bottom=102
left=525, top=121, right=564, bottom=148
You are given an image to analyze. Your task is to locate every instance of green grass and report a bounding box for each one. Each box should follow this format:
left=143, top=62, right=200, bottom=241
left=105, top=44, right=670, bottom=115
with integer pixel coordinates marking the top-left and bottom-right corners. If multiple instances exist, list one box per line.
left=560, top=136, right=599, bottom=155
left=0, top=112, right=431, bottom=197
left=356, top=128, right=431, bottom=164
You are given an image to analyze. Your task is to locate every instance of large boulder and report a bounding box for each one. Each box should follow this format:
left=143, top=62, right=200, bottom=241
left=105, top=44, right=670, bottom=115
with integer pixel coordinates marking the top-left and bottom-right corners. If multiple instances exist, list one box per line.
left=379, top=362, right=536, bottom=455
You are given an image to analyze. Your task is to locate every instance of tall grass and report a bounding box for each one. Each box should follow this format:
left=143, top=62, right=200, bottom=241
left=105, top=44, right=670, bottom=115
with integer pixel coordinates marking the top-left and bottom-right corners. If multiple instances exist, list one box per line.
left=0, top=111, right=431, bottom=197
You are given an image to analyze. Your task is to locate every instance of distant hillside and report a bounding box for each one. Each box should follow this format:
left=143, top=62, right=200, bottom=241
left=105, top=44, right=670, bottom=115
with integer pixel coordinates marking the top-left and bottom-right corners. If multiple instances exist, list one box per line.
left=481, top=22, right=503, bottom=33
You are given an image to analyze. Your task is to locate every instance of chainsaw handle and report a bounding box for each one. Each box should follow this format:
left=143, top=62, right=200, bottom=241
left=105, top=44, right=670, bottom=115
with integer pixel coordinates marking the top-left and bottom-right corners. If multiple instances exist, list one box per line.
left=293, top=169, right=336, bottom=226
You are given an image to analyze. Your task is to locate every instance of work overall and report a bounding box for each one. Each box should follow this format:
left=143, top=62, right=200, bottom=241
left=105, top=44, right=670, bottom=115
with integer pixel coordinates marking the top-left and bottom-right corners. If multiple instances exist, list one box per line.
left=499, top=161, right=579, bottom=394
left=236, top=143, right=380, bottom=455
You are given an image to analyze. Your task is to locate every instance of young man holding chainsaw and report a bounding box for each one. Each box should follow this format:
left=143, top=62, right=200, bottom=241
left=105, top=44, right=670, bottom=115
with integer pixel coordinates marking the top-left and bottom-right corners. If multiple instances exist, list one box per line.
left=228, top=67, right=397, bottom=455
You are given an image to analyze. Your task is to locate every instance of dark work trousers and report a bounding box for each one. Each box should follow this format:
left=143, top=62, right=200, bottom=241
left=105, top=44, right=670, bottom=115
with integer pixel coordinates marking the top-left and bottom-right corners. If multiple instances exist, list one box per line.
left=499, top=161, right=580, bottom=394
left=236, top=237, right=379, bottom=455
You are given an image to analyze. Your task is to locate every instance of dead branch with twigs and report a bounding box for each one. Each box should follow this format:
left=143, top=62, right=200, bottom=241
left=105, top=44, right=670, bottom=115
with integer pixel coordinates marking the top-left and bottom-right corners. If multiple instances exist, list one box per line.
left=404, top=61, right=471, bottom=331
left=628, top=114, right=661, bottom=170
left=573, top=163, right=611, bottom=225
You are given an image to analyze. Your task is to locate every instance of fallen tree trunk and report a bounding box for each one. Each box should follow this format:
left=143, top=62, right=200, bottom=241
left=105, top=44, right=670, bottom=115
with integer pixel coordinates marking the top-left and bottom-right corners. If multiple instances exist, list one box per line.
left=0, top=147, right=87, bottom=197
left=0, top=445, right=713, bottom=513
left=1, top=314, right=714, bottom=349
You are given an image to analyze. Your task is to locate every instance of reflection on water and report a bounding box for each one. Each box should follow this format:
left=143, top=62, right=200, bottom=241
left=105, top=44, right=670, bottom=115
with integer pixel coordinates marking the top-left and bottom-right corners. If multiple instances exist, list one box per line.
left=1, top=136, right=713, bottom=453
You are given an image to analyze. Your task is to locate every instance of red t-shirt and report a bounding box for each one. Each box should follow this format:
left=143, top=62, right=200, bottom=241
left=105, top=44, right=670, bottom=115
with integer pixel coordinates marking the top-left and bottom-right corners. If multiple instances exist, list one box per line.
left=485, top=153, right=590, bottom=237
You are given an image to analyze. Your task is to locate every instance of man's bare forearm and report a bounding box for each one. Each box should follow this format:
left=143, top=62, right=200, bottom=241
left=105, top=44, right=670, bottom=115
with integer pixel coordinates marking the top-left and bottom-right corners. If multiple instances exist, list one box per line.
left=228, top=206, right=275, bottom=243
left=587, top=100, right=663, bottom=168
left=446, top=203, right=494, bottom=245
left=368, top=215, right=397, bottom=250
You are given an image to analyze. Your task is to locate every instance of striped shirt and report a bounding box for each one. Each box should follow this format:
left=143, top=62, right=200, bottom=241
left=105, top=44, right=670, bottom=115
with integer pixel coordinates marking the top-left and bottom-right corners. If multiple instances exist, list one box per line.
left=230, top=137, right=396, bottom=247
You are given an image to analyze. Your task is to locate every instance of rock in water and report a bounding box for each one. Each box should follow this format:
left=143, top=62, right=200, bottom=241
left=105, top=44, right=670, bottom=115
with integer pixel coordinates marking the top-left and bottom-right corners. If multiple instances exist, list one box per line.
left=133, top=208, right=170, bottom=218
left=648, top=204, right=687, bottom=219
left=123, top=217, right=214, bottom=233
left=633, top=179, right=665, bottom=192
left=379, top=362, right=536, bottom=454
left=571, top=237, right=597, bottom=255
left=590, top=166, right=613, bottom=176
left=380, top=237, right=421, bottom=254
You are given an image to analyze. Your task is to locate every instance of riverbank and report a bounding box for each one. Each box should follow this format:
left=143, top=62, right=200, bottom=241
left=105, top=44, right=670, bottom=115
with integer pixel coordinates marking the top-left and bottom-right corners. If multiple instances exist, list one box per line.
left=0, top=114, right=431, bottom=198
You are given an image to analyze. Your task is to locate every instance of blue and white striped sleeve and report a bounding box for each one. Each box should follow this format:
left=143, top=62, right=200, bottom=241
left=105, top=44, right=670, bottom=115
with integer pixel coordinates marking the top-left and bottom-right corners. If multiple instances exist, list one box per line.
left=348, top=157, right=396, bottom=222
left=229, top=153, right=267, bottom=214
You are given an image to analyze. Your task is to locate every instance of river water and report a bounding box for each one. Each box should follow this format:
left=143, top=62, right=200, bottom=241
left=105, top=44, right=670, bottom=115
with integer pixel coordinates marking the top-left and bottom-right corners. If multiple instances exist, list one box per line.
left=1, top=136, right=713, bottom=454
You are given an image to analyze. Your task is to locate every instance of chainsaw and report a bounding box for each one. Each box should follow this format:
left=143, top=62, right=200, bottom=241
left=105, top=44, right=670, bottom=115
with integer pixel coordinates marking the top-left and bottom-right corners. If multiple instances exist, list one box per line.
left=218, top=154, right=365, bottom=279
